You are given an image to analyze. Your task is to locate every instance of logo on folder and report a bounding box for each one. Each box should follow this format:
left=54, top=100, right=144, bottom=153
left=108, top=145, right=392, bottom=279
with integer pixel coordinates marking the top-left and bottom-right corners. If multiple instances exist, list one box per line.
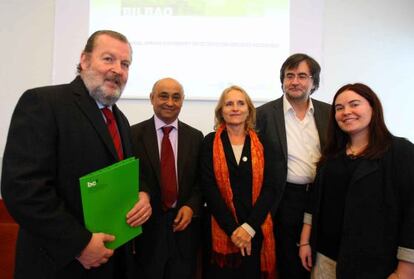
left=87, top=180, right=97, bottom=188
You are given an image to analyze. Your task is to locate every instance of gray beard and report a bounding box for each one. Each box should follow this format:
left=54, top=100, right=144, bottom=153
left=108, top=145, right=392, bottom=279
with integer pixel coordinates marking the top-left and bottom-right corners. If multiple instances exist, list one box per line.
left=81, top=71, right=123, bottom=106
left=89, top=86, right=121, bottom=107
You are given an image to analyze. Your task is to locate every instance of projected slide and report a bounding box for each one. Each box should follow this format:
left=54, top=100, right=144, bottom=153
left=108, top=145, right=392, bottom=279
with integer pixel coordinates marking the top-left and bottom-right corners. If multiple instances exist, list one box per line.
left=89, top=0, right=289, bottom=100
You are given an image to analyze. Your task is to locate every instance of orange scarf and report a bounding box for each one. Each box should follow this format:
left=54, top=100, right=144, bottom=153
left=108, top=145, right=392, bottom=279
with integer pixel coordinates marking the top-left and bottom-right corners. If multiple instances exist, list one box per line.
left=211, top=124, right=276, bottom=278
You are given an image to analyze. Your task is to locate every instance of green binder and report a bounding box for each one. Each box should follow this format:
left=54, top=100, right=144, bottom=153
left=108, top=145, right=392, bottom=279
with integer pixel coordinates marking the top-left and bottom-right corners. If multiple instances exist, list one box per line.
left=79, top=157, right=142, bottom=249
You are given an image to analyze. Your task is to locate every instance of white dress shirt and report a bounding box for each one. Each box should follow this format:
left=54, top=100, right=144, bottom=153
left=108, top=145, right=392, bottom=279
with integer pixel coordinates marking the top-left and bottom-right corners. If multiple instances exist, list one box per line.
left=283, top=95, right=321, bottom=184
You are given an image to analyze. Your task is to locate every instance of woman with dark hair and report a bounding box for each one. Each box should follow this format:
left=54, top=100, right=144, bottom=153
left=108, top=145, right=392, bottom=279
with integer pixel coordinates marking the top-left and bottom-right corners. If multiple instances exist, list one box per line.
left=200, top=85, right=276, bottom=278
left=298, top=83, right=414, bottom=278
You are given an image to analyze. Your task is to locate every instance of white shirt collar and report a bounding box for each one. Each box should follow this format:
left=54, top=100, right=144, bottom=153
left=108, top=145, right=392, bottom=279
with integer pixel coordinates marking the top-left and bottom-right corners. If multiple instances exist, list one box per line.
left=283, top=94, right=315, bottom=116
left=153, top=115, right=178, bottom=131
left=96, top=101, right=112, bottom=110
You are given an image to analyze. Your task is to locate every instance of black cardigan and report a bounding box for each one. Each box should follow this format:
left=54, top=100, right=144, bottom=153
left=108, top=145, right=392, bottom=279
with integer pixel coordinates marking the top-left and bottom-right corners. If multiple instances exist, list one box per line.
left=308, top=137, right=414, bottom=278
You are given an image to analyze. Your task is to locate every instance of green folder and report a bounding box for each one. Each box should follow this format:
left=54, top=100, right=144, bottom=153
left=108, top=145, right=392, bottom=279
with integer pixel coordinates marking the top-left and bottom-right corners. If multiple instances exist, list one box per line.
left=79, top=157, right=142, bottom=249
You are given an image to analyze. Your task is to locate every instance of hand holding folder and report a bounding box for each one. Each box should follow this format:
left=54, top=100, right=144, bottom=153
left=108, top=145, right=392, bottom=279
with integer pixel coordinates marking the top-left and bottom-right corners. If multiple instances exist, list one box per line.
left=79, top=158, right=142, bottom=249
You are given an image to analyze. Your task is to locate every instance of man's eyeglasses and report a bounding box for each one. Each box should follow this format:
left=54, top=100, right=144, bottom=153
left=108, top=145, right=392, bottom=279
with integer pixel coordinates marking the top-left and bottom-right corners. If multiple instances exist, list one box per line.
left=284, top=73, right=313, bottom=82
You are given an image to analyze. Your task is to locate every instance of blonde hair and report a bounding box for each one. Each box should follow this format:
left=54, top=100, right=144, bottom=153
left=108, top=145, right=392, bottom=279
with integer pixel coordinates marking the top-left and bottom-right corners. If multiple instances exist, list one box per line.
left=214, top=85, right=256, bottom=131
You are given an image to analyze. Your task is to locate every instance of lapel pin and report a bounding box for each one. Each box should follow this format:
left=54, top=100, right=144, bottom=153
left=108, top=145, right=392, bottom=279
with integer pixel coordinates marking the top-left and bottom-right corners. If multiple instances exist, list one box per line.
left=242, top=156, right=248, bottom=162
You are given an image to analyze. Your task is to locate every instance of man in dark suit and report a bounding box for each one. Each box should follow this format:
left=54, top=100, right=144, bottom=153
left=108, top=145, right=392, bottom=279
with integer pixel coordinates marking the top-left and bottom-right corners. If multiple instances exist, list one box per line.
left=256, top=53, right=330, bottom=279
left=131, top=78, right=203, bottom=279
left=1, top=30, right=151, bottom=279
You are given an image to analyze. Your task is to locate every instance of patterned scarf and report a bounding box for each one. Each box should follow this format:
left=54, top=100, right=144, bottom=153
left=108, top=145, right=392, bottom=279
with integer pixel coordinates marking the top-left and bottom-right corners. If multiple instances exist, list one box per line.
left=211, top=124, right=276, bottom=278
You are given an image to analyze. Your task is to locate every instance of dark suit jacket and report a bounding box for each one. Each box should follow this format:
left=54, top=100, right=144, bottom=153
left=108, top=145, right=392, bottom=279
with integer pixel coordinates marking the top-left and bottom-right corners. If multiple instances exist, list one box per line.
left=130, top=118, right=203, bottom=260
left=200, top=131, right=275, bottom=236
left=308, top=137, right=414, bottom=278
left=1, top=76, right=135, bottom=279
left=256, top=96, right=330, bottom=214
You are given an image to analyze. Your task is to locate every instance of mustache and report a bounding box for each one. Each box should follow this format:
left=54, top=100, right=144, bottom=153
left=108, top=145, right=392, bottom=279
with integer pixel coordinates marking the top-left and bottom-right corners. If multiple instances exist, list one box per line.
left=106, top=73, right=122, bottom=87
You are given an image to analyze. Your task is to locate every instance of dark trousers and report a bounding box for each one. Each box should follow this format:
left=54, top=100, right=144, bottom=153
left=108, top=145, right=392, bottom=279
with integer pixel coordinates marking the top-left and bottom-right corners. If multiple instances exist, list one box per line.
left=201, top=206, right=262, bottom=279
left=134, top=210, right=197, bottom=279
left=55, top=245, right=129, bottom=279
left=203, top=234, right=262, bottom=279
left=274, top=183, right=311, bottom=279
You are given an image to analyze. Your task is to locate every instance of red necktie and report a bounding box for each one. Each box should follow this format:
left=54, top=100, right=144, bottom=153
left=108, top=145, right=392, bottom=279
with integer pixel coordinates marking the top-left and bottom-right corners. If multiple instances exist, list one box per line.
left=161, top=126, right=178, bottom=209
left=101, top=107, right=124, bottom=161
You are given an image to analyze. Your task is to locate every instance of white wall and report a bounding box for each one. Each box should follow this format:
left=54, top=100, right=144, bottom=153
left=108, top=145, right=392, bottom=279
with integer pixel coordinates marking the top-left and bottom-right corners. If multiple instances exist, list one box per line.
left=0, top=0, right=55, bottom=138
left=0, top=0, right=55, bottom=182
left=322, top=0, right=414, bottom=140
left=1, top=0, right=414, bottom=178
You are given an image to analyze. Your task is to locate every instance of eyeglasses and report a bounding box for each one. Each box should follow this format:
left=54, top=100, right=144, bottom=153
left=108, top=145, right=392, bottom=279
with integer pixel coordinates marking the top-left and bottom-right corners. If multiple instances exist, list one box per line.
left=284, top=73, right=313, bottom=82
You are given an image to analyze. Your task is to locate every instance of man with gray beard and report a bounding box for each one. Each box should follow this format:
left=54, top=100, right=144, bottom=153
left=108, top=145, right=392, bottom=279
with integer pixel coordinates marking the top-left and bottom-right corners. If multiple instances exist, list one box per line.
left=1, top=30, right=151, bottom=279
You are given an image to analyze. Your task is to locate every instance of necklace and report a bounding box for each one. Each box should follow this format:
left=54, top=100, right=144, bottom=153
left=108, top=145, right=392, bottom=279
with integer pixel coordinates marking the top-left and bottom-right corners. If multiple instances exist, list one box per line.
left=346, top=143, right=367, bottom=158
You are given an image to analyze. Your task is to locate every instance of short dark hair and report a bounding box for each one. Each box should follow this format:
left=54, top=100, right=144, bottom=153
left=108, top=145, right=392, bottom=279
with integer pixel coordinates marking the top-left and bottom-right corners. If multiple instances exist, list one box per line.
left=76, top=30, right=130, bottom=73
left=280, top=53, right=321, bottom=94
left=319, top=83, right=393, bottom=166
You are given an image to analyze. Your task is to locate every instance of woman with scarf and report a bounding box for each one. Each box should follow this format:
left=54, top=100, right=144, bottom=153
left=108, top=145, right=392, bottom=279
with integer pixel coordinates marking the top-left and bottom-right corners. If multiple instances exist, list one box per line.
left=200, top=85, right=276, bottom=279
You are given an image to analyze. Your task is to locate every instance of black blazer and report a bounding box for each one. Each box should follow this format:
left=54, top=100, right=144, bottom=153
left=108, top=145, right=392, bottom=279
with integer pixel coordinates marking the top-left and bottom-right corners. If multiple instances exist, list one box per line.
left=1, top=76, right=135, bottom=279
left=308, top=137, right=414, bottom=278
left=256, top=96, right=330, bottom=214
left=200, top=131, right=275, bottom=236
left=130, top=118, right=203, bottom=258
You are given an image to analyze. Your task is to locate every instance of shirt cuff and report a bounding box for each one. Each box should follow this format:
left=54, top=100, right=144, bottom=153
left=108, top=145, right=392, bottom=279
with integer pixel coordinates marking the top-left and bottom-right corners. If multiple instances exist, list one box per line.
left=397, top=246, right=414, bottom=263
left=241, top=223, right=256, bottom=238
left=303, top=213, right=312, bottom=225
